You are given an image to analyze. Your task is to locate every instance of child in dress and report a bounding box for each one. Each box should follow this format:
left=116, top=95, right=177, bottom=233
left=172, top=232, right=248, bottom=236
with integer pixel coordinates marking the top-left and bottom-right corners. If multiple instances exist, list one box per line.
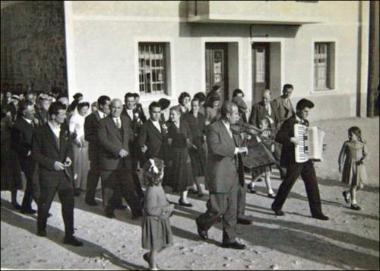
left=142, top=158, right=174, bottom=270
left=338, top=126, right=368, bottom=210
left=247, top=116, right=276, bottom=198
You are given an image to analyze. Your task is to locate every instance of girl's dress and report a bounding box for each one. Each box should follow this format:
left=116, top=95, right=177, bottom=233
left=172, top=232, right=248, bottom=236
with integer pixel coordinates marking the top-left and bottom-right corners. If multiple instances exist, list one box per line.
left=338, top=140, right=368, bottom=187
left=142, top=185, right=173, bottom=251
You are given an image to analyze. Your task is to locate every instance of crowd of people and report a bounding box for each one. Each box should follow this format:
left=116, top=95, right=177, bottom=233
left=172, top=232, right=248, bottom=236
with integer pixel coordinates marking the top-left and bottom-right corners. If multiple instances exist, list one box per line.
left=0, top=84, right=369, bottom=270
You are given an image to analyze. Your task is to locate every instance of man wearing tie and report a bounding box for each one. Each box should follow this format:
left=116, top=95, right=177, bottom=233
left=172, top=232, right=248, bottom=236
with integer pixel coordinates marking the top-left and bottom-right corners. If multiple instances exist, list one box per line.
left=196, top=101, right=248, bottom=250
left=32, top=102, right=82, bottom=246
left=97, top=99, right=143, bottom=219
left=272, top=84, right=295, bottom=129
left=11, top=100, right=37, bottom=214
left=84, top=95, right=111, bottom=206
left=271, top=98, right=329, bottom=220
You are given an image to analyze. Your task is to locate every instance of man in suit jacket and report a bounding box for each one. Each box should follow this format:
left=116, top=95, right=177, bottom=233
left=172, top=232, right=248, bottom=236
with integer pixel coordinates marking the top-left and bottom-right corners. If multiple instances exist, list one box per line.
left=272, top=84, right=295, bottom=128
left=249, top=89, right=279, bottom=129
left=121, top=93, right=145, bottom=198
left=34, top=96, right=51, bottom=127
left=84, top=95, right=111, bottom=206
left=196, top=101, right=248, bottom=250
left=138, top=101, right=168, bottom=162
left=32, top=102, right=82, bottom=246
left=97, top=99, right=143, bottom=219
left=11, top=101, right=37, bottom=214
left=271, top=99, right=329, bottom=220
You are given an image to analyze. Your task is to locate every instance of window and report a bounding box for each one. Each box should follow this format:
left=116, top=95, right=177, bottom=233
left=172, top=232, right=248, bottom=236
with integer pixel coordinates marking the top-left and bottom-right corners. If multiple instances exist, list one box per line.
left=314, top=42, right=335, bottom=90
left=139, top=43, right=169, bottom=95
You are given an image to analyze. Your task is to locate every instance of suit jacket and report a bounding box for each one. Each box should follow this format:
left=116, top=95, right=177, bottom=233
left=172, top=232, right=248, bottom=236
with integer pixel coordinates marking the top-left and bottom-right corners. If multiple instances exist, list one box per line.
left=11, top=117, right=35, bottom=170
left=97, top=115, right=133, bottom=170
left=275, top=115, right=309, bottom=167
left=84, top=111, right=102, bottom=161
left=272, top=96, right=295, bottom=125
left=206, top=120, right=240, bottom=193
left=32, top=123, right=73, bottom=188
left=249, top=100, right=279, bottom=128
left=138, top=119, right=167, bottom=160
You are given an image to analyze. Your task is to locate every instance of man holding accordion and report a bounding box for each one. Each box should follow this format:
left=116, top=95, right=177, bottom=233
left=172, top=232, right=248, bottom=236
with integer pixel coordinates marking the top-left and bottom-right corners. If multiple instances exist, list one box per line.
left=271, top=98, right=329, bottom=220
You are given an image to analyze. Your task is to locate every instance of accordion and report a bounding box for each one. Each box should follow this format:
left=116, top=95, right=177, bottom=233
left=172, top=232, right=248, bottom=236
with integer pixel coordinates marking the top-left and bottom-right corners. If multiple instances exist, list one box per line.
left=294, top=124, right=325, bottom=163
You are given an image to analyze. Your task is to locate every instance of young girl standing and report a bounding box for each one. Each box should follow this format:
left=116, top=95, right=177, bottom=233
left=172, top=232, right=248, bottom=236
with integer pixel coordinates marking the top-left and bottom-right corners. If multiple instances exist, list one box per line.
left=338, top=126, right=368, bottom=210
left=142, top=158, right=174, bottom=270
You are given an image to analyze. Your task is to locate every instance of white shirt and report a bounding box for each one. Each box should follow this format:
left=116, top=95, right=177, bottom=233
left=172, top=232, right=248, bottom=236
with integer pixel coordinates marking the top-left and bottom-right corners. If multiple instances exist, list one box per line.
left=126, top=109, right=134, bottom=120
left=265, top=102, right=272, bottom=116
left=151, top=119, right=161, bottom=132
left=97, top=110, right=106, bottom=119
left=23, top=117, right=33, bottom=125
left=113, top=117, right=122, bottom=128
left=48, top=121, right=61, bottom=139
left=222, top=119, right=233, bottom=138
left=69, top=113, right=86, bottom=139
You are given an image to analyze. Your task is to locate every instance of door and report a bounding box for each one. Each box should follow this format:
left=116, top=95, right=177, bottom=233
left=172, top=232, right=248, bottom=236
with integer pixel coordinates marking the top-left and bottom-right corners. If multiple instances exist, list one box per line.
left=252, top=43, right=270, bottom=104
left=205, top=43, right=229, bottom=102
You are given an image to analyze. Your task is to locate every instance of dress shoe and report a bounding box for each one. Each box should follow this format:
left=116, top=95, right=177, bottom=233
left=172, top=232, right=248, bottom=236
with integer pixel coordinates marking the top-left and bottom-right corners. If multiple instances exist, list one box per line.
left=350, top=204, right=361, bottom=211
left=196, top=221, right=208, bottom=240
left=247, top=184, right=256, bottom=194
left=12, top=202, right=21, bottom=210
left=312, top=213, right=329, bottom=220
left=63, top=236, right=83, bottom=247
left=85, top=199, right=98, bottom=206
left=271, top=205, right=284, bottom=216
left=37, top=229, right=47, bottom=237
left=267, top=193, right=276, bottom=199
left=105, top=208, right=115, bottom=218
left=178, top=199, right=193, bottom=207
left=114, top=204, right=127, bottom=210
left=342, top=191, right=350, bottom=204
left=237, top=217, right=253, bottom=225
left=21, top=208, right=36, bottom=214
left=221, top=240, right=246, bottom=250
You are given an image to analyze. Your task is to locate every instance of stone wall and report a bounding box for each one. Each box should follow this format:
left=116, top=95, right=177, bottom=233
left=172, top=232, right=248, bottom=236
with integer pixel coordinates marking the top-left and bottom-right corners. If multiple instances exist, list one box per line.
left=1, top=1, right=67, bottom=94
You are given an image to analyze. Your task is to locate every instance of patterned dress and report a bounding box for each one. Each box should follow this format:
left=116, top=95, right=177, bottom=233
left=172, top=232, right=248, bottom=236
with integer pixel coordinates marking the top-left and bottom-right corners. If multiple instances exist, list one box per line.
left=338, top=140, right=368, bottom=187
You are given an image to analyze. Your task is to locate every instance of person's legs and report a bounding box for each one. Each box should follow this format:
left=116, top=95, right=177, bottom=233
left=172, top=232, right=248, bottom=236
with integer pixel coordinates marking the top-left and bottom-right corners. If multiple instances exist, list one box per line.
left=119, top=170, right=143, bottom=217
left=300, top=162, right=323, bottom=216
left=263, top=169, right=275, bottom=197
left=57, top=188, right=75, bottom=238
left=85, top=158, right=101, bottom=205
left=196, top=193, right=226, bottom=233
left=222, top=184, right=238, bottom=244
left=37, top=185, right=57, bottom=235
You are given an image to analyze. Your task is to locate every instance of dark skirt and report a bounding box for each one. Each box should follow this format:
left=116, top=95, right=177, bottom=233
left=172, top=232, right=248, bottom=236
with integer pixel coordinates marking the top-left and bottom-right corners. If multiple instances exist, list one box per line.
left=243, top=142, right=276, bottom=170
left=1, top=147, right=22, bottom=191
left=142, top=215, right=173, bottom=251
left=163, top=147, right=194, bottom=192
left=188, top=143, right=206, bottom=177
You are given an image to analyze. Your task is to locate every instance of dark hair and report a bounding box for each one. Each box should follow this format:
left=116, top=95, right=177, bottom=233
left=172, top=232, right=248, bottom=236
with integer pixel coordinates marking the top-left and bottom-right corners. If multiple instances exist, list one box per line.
left=77, top=102, right=90, bottom=111
left=149, top=101, right=161, bottom=112
left=296, top=98, right=314, bottom=111
left=282, top=84, right=294, bottom=94
left=191, top=98, right=200, bottom=105
left=178, top=92, right=191, bottom=105
left=133, top=93, right=140, bottom=98
left=48, top=101, right=66, bottom=116
left=97, top=95, right=111, bottom=106
left=57, top=94, right=68, bottom=100
left=158, top=98, right=171, bottom=111
left=17, top=100, right=34, bottom=116
left=124, top=92, right=135, bottom=101
left=221, top=101, right=237, bottom=118
left=194, top=92, right=206, bottom=103
left=233, top=88, right=244, bottom=98
left=348, top=126, right=363, bottom=142
left=73, top=92, right=83, bottom=100
left=143, top=158, right=165, bottom=186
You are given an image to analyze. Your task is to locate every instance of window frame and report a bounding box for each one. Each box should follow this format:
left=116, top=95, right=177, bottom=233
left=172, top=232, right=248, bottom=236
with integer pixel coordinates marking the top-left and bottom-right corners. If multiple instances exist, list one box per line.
left=311, top=40, right=337, bottom=94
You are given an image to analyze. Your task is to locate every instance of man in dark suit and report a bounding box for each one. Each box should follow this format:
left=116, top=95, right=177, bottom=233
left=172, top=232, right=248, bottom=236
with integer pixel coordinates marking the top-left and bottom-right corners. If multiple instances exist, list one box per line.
left=272, top=84, right=295, bottom=129
left=138, top=101, right=168, bottom=162
left=34, top=96, right=51, bottom=127
left=11, top=101, right=37, bottom=214
left=84, top=95, right=111, bottom=206
left=121, top=92, right=145, bottom=199
left=32, top=102, right=82, bottom=246
left=97, top=99, right=143, bottom=219
left=249, top=89, right=279, bottom=128
left=271, top=98, right=329, bottom=220
left=196, top=101, right=248, bottom=250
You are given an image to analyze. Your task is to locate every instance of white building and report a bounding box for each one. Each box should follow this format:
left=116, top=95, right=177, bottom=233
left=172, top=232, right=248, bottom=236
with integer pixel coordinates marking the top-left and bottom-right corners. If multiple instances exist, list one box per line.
left=63, top=1, right=369, bottom=121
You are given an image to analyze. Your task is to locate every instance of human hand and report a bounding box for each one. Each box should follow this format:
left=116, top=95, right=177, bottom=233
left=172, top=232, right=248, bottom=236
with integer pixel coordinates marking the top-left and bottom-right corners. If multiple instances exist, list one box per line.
left=119, top=149, right=128, bottom=158
left=141, top=145, right=147, bottom=153
left=290, top=137, right=300, bottom=145
left=64, top=157, right=72, bottom=167
left=54, top=161, right=65, bottom=171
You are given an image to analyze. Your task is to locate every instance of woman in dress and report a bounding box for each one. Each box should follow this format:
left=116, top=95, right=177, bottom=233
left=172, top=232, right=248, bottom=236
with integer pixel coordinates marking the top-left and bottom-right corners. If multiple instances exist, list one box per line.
left=69, top=102, right=90, bottom=196
left=163, top=106, right=195, bottom=207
